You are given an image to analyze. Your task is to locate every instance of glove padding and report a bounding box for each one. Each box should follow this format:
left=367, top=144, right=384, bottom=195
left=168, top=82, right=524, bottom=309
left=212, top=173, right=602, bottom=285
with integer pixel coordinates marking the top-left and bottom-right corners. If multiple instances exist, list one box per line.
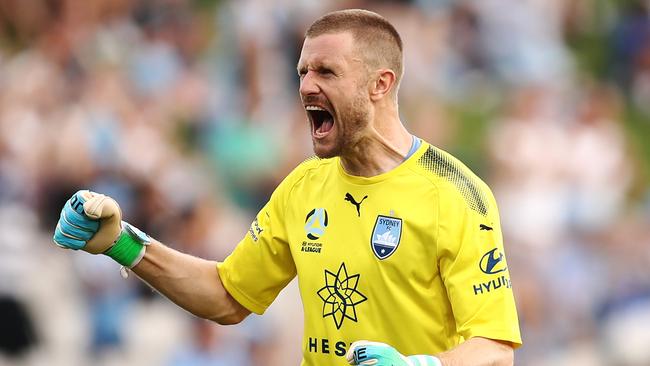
left=53, top=190, right=122, bottom=254
left=346, top=341, right=441, bottom=366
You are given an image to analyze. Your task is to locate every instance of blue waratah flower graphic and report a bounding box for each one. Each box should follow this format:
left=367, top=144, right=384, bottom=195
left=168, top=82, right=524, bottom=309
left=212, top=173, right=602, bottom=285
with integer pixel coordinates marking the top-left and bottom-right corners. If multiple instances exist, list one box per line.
left=317, top=262, right=368, bottom=329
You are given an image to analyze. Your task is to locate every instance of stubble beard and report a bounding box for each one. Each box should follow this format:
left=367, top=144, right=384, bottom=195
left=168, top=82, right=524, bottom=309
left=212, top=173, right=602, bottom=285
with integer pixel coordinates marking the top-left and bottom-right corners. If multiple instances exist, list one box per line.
left=313, top=93, right=370, bottom=159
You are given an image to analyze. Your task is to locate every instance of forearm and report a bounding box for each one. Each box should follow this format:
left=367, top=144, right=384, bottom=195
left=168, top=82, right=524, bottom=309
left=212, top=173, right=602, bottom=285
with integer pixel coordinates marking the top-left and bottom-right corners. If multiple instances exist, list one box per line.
left=437, top=337, right=513, bottom=366
left=132, top=240, right=250, bottom=325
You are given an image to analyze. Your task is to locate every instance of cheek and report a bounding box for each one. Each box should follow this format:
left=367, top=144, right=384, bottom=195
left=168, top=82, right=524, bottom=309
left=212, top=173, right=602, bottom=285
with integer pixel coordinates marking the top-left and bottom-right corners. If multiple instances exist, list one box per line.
left=331, top=83, right=369, bottom=126
left=350, top=90, right=370, bottom=114
left=339, top=96, right=370, bottom=133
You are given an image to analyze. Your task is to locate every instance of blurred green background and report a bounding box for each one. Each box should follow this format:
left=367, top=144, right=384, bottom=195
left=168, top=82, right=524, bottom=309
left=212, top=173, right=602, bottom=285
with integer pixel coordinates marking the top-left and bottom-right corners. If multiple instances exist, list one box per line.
left=0, top=0, right=649, bottom=365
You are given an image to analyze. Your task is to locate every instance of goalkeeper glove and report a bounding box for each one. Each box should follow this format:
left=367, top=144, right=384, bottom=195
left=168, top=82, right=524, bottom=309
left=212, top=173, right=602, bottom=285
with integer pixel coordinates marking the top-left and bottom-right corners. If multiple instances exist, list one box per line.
left=53, top=190, right=150, bottom=269
left=346, top=340, right=442, bottom=366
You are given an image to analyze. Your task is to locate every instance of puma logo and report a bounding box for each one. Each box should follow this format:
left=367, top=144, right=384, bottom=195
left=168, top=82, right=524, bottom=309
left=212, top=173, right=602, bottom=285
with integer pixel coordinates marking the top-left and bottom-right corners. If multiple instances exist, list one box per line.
left=344, top=193, right=367, bottom=217
left=480, top=224, right=493, bottom=231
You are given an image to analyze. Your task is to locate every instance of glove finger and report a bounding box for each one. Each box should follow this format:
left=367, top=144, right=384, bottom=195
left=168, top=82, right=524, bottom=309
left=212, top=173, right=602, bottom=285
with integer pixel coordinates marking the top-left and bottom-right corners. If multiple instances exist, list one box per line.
left=359, top=360, right=379, bottom=365
left=349, top=342, right=385, bottom=356
left=69, top=190, right=89, bottom=214
left=64, top=199, right=99, bottom=231
left=360, top=345, right=391, bottom=359
left=354, top=344, right=401, bottom=366
left=59, top=211, right=96, bottom=241
left=348, top=342, right=382, bottom=365
left=53, top=224, right=86, bottom=250
left=83, top=194, right=106, bottom=219
left=347, top=341, right=369, bottom=364
left=83, top=194, right=120, bottom=220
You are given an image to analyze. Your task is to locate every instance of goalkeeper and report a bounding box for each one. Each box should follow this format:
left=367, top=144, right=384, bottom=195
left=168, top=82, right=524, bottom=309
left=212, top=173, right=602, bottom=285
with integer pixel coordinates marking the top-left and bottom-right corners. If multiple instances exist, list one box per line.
left=53, top=9, right=521, bottom=366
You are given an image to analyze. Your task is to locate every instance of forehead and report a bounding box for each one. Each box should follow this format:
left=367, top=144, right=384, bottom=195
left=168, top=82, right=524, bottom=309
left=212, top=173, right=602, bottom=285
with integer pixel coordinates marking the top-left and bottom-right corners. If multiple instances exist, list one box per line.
left=298, top=32, right=358, bottom=68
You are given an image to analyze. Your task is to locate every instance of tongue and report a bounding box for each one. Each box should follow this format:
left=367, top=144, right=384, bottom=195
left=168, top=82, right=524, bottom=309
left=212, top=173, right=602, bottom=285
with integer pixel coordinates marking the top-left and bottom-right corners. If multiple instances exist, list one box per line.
left=319, top=117, right=333, bottom=133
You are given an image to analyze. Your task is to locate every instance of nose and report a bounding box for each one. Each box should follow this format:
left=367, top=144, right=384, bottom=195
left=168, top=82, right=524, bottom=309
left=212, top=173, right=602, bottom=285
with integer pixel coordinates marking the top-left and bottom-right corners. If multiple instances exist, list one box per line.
left=299, top=71, right=320, bottom=96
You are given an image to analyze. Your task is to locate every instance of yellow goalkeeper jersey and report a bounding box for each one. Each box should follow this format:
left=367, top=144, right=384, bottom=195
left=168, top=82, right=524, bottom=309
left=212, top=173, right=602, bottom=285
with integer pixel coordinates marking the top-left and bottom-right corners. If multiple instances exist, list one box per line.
left=218, top=141, right=522, bottom=365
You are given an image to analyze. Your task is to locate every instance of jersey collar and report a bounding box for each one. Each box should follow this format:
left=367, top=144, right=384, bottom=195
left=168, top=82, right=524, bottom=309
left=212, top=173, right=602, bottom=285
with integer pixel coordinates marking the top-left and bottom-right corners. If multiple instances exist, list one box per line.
left=336, top=137, right=428, bottom=185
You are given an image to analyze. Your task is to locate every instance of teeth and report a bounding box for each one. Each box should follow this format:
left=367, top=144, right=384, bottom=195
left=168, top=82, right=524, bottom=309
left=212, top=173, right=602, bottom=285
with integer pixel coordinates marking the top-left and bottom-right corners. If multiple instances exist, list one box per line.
left=305, top=105, right=326, bottom=111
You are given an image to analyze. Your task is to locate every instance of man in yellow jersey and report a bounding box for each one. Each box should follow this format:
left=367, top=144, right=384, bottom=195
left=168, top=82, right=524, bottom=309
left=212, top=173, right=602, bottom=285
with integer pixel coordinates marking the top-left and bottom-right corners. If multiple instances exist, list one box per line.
left=53, top=9, right=521, bottom=366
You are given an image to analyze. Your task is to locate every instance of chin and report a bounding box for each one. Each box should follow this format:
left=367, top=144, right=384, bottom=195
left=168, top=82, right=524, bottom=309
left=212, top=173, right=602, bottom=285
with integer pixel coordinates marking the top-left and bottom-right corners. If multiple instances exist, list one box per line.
left=312, top=141, right=340, bottom=159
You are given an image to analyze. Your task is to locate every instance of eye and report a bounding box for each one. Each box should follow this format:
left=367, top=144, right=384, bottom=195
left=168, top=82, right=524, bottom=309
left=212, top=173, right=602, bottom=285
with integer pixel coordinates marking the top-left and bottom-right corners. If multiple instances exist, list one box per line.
left=318, top=67, right=335, bottom=77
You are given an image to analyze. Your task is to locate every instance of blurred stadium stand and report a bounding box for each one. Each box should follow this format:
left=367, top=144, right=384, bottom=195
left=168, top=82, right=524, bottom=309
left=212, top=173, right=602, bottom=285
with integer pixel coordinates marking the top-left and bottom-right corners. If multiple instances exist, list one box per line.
left=0, top=0, right=649, bottom=365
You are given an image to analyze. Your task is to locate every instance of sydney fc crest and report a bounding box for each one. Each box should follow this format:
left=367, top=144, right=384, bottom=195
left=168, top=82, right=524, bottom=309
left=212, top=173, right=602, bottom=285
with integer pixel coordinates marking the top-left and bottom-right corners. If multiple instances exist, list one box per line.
left=371, top=215, right=402, bottom=259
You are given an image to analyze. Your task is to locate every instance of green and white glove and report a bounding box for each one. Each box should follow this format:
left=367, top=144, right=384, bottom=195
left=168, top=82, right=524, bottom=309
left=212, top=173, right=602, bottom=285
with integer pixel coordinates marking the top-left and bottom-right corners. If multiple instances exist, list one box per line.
left=346, top=341, right=442, bottom=366
left=53, top=190, right=151, bottom=269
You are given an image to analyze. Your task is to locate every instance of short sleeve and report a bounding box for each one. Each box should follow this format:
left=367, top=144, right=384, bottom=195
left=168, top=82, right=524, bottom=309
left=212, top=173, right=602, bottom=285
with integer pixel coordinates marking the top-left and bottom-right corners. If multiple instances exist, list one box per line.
left=436, top=182, right=522, bottom=347
left=217, top=181, right=297, bottom=315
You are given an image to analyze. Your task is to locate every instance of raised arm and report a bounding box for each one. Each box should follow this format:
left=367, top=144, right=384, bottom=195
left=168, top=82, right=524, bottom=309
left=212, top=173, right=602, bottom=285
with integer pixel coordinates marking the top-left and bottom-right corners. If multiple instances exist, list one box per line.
left=52, top=190, right=250, bottom=325
left=132, top=240, right=250, bottom=324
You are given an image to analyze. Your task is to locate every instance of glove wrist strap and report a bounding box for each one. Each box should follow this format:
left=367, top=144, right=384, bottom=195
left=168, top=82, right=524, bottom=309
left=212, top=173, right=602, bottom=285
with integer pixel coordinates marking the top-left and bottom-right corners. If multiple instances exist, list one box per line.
left=103, top=222, right=150, bottom=268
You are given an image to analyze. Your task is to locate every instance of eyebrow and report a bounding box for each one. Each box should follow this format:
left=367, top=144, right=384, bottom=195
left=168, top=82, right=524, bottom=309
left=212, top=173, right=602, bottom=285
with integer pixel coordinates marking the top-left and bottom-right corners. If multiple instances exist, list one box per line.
left=296, top=62, right=338, bottom=75
left=297, top=64, right=306, bottom=74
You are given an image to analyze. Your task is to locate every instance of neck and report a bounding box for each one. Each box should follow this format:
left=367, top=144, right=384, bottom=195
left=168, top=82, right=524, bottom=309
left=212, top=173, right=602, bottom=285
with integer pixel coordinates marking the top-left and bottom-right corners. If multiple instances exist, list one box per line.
left=340, top=111, right=413, bottom=177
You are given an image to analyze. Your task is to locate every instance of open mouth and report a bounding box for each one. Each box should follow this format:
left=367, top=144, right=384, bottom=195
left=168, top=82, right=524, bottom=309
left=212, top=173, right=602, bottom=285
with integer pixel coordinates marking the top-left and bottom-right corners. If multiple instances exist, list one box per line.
left=306, top=105, right=334, bottom=137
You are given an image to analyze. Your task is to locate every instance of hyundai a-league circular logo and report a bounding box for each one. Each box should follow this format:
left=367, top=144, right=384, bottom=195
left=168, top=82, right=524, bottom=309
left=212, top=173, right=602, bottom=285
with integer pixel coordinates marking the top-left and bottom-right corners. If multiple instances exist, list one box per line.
left=305, top=208, right=328, bottom=240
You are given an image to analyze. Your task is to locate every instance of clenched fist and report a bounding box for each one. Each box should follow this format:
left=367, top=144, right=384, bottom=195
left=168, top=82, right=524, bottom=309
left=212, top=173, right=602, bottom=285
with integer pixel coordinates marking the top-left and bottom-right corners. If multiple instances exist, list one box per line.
left=53, top=190, right=149, bottom=268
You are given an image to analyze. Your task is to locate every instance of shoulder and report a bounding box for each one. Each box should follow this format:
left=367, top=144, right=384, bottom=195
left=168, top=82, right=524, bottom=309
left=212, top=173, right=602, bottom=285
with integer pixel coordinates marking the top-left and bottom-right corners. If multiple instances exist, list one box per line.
left=409, top=143, right=492, bottom=217
left=275, top=155, right=336, bottom=194
left=286, top=155, right=334, bottom=181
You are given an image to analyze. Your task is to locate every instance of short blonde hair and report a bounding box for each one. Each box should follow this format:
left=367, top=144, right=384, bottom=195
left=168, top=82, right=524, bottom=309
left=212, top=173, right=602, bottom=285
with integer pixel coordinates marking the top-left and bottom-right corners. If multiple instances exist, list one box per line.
left=306, top=9, right=404, bottom=93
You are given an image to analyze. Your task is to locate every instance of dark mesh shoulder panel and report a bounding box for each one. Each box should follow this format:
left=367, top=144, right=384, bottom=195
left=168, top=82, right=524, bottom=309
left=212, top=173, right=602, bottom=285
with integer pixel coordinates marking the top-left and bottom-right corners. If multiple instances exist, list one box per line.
left=417, top=146, right=488, bottom=216
left=302, top=156, right=320, bottom=164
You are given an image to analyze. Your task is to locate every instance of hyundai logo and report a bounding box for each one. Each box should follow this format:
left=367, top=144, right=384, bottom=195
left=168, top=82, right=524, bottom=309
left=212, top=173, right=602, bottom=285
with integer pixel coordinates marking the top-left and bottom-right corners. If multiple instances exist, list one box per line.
left=479, top=248, right=507, bottom=275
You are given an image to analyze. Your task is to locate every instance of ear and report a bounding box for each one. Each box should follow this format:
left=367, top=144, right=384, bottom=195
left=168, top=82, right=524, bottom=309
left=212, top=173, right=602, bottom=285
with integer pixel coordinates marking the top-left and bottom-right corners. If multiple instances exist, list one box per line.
left=369, top=69, right=396, bottom=102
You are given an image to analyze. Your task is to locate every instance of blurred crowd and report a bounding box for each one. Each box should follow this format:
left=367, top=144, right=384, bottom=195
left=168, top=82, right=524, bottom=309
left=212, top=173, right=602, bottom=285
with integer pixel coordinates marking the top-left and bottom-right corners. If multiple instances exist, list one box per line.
left=0, top=0, right=649, bottom=365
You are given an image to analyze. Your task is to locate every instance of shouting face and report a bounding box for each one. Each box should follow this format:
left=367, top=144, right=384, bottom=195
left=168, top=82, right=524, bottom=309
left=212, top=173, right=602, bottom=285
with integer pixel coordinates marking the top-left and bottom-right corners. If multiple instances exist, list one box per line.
left=297, top=32, right=372, bottom=158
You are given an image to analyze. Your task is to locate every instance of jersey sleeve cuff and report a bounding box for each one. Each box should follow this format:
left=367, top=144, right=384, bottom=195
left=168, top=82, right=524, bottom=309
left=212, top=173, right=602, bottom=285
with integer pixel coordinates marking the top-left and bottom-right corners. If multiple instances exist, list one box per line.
left=216, top=262, right=268, bottom=315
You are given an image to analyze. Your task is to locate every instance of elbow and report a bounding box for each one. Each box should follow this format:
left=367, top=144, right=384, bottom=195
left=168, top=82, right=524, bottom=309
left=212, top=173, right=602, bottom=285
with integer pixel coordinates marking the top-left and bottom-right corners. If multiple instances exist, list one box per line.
left=204, top=299, right=251, bottom=325
left=468, top=337, right=514, bottom=366
left=439, top=337, right=515, bottom=365
left=209, top=311, right=249, bottom=325
left=500, top=350, right=514, bottom=366
left=495, top=341, right=515, bottom=366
